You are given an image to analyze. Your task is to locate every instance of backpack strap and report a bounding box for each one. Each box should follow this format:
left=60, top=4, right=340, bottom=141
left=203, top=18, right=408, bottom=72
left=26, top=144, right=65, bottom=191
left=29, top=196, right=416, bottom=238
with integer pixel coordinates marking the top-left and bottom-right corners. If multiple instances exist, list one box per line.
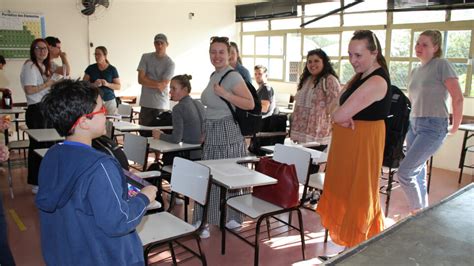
left=218, top=70, right=238, bottom=122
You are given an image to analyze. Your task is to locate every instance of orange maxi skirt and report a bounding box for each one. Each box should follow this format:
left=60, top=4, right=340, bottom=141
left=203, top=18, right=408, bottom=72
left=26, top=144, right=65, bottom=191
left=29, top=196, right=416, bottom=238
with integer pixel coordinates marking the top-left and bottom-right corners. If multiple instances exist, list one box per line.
left=316, top=120, right=385, bottom=247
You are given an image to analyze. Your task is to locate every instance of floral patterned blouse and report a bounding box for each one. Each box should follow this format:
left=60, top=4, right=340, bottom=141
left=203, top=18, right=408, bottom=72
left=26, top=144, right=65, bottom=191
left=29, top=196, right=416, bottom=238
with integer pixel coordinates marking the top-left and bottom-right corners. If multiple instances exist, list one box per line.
left=290, top=74, right=341, bottom=145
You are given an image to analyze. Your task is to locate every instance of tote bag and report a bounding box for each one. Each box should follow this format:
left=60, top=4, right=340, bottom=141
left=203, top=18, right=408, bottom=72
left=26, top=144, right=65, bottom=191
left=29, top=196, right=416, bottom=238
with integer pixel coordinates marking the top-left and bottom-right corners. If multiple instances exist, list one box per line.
left=253, top=157, right=299, bottom=208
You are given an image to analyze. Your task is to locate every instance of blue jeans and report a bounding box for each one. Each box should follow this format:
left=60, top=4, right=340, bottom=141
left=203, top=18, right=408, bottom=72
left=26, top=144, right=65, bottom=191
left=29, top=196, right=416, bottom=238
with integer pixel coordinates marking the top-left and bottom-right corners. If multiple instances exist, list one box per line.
left=397, top=117, right=448, bottom=211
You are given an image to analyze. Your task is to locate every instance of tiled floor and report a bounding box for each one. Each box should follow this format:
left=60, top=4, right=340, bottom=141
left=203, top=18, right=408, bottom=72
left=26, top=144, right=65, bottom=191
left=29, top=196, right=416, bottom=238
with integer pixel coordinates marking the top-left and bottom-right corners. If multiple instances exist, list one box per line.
left=1, top=152, right=472, bottom=266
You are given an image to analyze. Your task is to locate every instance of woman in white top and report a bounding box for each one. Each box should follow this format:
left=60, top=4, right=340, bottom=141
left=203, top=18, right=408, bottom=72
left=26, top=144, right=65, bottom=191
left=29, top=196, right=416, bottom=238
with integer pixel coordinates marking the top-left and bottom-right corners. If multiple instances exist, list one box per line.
left=397, top=30, right=464, bottom=214
left=20, top=38, right=57, bottom=193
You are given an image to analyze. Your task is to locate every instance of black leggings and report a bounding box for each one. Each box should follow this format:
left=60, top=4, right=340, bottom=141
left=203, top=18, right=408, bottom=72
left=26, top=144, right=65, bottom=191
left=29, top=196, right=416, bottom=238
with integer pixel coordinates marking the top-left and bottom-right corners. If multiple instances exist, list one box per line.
left=26, top=104, right=53, bottom=185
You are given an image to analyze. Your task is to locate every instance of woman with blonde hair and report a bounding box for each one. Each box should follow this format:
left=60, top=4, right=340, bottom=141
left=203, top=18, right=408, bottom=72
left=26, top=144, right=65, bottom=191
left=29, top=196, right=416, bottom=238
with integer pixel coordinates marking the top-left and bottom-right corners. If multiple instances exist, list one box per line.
left=398, top=30, right=463, bottom=214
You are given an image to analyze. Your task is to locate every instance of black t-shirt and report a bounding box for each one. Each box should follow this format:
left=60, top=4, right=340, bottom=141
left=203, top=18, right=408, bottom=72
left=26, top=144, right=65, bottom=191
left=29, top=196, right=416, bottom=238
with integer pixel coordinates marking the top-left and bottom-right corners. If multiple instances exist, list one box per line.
left=257, top=83, right=274, bottom=116
left=340, top=68, right=391, bottom=121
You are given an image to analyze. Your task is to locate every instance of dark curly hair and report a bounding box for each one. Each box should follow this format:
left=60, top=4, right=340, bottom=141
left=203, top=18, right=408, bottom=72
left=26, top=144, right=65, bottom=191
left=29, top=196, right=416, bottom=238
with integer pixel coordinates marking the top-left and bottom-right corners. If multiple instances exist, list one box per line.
left=297, top=49, right=338, bottom=91
left=41, top=79, right=100, bottom=136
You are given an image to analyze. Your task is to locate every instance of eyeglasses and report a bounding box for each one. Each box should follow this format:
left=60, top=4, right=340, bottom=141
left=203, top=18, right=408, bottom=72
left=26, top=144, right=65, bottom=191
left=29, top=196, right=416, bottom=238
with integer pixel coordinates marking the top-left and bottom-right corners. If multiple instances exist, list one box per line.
left=210, top=36, right=229, bottom=44
left=34, top=46, right=48, bottom=51
left=69, top=105, right=107, bottom=133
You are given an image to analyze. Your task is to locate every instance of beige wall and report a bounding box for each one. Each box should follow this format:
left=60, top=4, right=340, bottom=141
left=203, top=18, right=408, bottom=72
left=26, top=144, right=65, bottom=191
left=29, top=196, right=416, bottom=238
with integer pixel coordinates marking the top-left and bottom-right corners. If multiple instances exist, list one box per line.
left=1, top=0, right=240, bottom=103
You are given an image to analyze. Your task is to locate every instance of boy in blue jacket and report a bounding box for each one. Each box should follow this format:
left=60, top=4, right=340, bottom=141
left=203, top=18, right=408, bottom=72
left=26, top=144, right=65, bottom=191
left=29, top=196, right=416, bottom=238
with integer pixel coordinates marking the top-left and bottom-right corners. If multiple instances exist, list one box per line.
left=35, top=80, right=157, bottom=265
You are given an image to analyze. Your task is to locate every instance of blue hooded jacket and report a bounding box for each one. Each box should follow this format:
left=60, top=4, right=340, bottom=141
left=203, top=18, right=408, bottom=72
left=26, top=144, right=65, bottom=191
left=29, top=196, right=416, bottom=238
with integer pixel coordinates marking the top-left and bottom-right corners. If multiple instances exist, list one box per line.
left=36, top=141, right=149, bottom=266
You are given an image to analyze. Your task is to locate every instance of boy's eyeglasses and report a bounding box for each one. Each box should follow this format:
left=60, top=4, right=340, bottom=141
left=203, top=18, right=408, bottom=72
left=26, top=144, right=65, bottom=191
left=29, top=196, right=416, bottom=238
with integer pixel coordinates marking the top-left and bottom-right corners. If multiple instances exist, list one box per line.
left=69, top=105, right=106, bottom=133
left=210, top=36, right=229, bottom=44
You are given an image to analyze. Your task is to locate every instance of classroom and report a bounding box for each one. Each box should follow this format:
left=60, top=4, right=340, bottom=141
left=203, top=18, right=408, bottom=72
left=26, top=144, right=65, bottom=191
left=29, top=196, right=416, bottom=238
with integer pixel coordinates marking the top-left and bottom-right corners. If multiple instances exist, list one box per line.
left=0, top=0, right=473, bottom=265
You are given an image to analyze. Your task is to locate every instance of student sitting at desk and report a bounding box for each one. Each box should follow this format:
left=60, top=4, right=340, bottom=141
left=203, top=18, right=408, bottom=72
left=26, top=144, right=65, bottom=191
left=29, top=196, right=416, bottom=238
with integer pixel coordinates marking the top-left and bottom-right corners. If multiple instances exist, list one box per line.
left=36, top=79, right=157, bottom=265
left=152, top=74, right=204, bottom=164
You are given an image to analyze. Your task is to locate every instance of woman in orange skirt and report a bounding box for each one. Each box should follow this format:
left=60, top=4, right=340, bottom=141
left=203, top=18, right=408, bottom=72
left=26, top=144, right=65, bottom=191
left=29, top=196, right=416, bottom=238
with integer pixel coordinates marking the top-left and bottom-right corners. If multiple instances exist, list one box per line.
left=316, top=30, right=391, bottom=248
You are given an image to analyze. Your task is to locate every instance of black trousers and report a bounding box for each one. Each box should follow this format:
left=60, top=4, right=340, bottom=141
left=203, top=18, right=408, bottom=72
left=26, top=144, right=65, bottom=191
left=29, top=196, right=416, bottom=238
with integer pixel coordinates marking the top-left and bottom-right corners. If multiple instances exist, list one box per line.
left=26, top=104, right=53, bottom=186
left=0, top=192, right=15, bottom=266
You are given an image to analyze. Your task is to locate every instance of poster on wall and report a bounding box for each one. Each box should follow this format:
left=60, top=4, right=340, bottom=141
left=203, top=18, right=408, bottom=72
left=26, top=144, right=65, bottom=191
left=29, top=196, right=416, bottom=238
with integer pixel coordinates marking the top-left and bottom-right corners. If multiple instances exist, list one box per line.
left=0, top=11, right=46, bottom=59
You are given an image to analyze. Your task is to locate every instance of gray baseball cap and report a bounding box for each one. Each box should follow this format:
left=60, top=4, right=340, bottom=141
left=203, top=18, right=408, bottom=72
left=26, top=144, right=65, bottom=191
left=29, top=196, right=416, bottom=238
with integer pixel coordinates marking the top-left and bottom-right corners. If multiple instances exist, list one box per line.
left=154, top=33, right=168, bottom=44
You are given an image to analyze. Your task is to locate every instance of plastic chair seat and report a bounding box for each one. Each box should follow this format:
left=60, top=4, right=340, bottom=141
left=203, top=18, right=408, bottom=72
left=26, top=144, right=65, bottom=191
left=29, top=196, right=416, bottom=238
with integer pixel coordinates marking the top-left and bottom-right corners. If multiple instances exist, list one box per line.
left=227, top=194, right=282, bottom=219
left=137, top=212, right=196, bottom=245
left=308, top=172, right=325, bottom=190
left=7, top=140, right=30, bottom=149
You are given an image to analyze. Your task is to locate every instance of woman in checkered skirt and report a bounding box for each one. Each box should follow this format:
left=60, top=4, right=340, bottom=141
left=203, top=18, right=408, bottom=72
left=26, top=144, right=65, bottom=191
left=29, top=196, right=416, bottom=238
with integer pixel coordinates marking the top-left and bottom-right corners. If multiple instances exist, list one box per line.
left=192, top=36, right=255, bottom=238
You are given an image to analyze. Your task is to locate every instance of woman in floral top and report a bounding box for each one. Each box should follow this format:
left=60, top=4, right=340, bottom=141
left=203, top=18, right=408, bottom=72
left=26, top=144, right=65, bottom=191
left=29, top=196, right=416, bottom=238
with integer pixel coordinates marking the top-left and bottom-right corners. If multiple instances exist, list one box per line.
left=291, top=49, right=341, bottom=145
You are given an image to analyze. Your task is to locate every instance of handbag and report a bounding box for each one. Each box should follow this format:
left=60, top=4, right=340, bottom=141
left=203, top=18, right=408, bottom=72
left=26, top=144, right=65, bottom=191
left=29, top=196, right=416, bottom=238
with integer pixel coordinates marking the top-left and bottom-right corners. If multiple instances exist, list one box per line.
left=252, top=157, right=299, bottom=208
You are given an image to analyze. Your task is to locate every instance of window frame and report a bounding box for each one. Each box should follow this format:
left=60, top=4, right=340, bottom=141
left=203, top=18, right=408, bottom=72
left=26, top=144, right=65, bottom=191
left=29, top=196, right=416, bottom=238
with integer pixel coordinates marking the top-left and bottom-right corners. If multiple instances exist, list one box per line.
left=240, top=3, right=474, bottom=97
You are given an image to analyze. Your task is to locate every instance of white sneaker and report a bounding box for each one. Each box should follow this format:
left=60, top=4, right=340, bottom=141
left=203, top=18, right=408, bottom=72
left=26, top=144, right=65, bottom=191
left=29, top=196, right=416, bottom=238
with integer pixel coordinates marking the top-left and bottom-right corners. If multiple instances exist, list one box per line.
left=199, top=224, right=210, bottom=239
left=31, top=185, right=39, bottom=194
left=225, top=220, right=242, bottom=230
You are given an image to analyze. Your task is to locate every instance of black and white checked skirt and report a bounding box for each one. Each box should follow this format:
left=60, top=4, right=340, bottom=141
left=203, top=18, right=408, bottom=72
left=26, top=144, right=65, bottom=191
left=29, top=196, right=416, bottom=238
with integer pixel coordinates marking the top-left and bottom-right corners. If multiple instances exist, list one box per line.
left=193, top=116, right=249, bottom=225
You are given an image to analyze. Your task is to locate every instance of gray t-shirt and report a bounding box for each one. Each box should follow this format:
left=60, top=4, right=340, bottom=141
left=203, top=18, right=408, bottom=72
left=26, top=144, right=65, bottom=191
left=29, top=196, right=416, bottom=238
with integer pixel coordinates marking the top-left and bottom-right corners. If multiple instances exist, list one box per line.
left=137, top=52, right=175, bottom=109
left=408, top=58, right=458, bottom=118
left=201, top=66, right=244, bottom=120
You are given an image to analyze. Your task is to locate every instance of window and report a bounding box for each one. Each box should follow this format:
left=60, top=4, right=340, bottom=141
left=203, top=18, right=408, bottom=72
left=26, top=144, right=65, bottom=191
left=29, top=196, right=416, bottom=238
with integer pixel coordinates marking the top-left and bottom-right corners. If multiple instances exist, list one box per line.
left=242, top=35, right=285, bottom=81
left=303, top=34, right=340, bottom=57
left=304, top=2, right=340, bottom=16
left=242, top=21, right=268, bottom=32
left=340, top=60, right=355, bottom=84
left=393, top=11, right=445, bottom=24
left=391, top=29, right=412, bottom=57
left=446, top=31, right=471, bottom=58
left=390, top=61, right=410, bottom=89
left=451, top=9, right=474, bottom=21
left=346, top=0, right=387, bottom=12
left=271, top=18, right=301, bottom=30
left=303, top=15, right=340, bottom=28
left=240, top=4, right=473, bottom=96
left=344, top=12, right=386, bottom=26
left=286, top=33, right=301, bottom=82
left=242, top=35, right=254, bottom=55
left=452, top=63, right=468, bottom=94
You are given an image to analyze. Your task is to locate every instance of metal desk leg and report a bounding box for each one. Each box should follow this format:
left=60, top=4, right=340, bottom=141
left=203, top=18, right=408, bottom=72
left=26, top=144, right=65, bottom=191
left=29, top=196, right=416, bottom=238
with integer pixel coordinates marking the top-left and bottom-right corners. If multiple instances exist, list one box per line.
left=427, top=156, right=433, bottom=194
left=220, top=186, right=227, bottom=255
left=458, top=131, right=469, bottom=169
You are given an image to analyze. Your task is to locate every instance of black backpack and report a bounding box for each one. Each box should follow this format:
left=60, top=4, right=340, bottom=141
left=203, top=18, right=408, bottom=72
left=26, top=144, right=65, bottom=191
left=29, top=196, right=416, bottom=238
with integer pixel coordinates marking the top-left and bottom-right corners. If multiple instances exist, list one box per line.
left=219, top=70, right=262, bottom=136
left=248, top=114, right=287, bottom=156
left=383, top=85, right=411, bottom=168
left=92, top=135, right=129, bottom=170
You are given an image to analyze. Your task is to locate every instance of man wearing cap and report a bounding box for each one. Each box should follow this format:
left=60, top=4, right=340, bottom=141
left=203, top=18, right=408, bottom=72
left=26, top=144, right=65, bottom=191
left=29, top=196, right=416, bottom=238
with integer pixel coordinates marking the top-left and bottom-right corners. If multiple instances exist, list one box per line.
left=137, top=33, right=175, bottom=134
left=45, top=36, right=71, bottom=77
